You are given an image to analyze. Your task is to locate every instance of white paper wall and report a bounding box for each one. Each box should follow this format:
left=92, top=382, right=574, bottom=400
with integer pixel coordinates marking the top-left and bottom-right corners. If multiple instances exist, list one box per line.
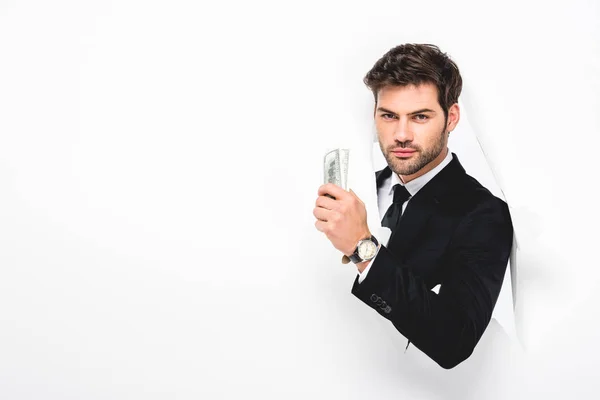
left=1, top=1, right=598, bottom=398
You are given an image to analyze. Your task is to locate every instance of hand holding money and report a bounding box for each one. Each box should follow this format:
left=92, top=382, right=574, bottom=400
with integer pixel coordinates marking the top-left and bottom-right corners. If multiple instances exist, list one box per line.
left=314, top=183, right=371, bottom=261
left=317, top=148, right=371, bottom=264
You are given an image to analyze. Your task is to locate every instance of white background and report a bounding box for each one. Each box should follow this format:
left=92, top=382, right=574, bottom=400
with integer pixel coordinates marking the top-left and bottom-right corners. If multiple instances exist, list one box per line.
left=1, top=1, right=599, bottom=398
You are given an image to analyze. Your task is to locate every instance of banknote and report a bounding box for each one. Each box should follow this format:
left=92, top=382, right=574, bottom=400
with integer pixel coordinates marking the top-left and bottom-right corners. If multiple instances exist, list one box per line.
left=339, top=149, right=349, bottom=189
left=323, top=149, right=349, bottom=199
left=324, top=149, right=341, bottom=189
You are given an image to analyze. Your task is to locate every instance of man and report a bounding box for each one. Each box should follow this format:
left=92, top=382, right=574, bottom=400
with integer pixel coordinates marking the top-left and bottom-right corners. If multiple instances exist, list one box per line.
left=313, top=43, right=514, bottom=369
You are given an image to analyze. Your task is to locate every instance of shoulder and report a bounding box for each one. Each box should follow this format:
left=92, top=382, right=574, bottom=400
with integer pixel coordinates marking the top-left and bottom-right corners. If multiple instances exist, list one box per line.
left=444, top=172, right=511, bottom=223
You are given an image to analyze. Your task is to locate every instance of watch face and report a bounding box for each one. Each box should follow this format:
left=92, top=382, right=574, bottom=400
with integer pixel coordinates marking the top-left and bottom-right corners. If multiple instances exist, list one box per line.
left=358, top=240, right=377, bottom=260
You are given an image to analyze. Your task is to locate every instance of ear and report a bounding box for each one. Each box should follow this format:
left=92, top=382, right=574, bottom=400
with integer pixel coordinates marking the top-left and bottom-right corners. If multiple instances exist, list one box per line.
left=446, top=103, right=460, bottom=132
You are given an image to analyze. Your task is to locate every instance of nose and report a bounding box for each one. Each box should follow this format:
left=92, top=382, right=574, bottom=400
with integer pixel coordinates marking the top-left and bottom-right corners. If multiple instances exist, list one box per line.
left=393, top=117, right=413, bottom=144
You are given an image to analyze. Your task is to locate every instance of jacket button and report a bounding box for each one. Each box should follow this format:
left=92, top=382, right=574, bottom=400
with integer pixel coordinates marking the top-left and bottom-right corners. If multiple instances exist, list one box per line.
left=370, top=294, right=378, bottom=302
left=383, top=306, right=391, bottom=314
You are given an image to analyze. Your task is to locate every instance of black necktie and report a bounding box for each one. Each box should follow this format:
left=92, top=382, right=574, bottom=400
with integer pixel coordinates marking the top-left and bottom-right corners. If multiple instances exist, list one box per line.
left=381, top=184, right=411, bottom=229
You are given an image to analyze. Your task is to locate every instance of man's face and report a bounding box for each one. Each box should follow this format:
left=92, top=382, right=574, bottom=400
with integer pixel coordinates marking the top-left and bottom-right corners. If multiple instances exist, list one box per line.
left=375, top=83, right=449, bottom=182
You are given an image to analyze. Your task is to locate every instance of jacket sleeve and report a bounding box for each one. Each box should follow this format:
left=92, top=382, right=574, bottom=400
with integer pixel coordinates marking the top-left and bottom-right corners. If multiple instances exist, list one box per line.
left=350, top=197, right=514, bottom=369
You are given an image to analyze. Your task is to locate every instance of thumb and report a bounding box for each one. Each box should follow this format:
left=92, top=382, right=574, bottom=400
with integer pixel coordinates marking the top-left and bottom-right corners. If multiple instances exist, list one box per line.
left=349, top=188, right=361, bottom=202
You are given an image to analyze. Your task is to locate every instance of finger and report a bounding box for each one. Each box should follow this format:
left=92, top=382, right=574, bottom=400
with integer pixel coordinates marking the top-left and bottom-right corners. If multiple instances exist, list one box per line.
left=318, top=183, right=347, bottom=200
left=315, top=194, right=337, bottom=210
left=314, top=219, right=327, bottom=232
left=313, top=206, right=332, bottom=222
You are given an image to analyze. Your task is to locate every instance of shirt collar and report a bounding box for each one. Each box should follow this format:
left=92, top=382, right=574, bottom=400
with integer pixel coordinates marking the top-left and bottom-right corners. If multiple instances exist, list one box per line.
left=387, top=148, right=453, bottom=197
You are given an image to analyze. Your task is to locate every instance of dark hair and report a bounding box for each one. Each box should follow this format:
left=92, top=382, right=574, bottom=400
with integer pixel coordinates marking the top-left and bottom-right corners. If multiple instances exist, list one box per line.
left=363, top=43, right=462, bottom=121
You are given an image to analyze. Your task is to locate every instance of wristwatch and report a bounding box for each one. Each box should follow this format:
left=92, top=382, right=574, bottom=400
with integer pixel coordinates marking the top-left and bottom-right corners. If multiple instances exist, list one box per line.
left=348, top=235, right=379, bottom=264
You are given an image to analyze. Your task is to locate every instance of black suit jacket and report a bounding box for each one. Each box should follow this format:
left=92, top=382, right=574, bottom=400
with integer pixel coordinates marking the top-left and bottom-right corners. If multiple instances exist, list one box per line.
left=351, top=152, right=514, bottom=369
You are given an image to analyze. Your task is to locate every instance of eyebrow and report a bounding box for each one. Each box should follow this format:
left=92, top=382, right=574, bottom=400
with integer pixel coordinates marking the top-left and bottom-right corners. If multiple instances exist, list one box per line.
left=376, top=107, right=436, bottom=116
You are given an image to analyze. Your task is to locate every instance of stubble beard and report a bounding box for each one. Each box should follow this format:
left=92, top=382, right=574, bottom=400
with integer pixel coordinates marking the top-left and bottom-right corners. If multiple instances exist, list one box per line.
left=379, top=129, right=446, bottom=176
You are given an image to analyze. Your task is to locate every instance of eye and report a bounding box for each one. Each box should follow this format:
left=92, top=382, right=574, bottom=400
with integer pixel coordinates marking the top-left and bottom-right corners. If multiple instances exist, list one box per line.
left=413, top=114, right=429, bottom=121
left=381, top=113, right=397, bottom=120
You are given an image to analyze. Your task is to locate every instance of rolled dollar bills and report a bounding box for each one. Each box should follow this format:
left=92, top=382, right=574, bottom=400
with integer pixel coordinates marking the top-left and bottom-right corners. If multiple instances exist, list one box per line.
left=323, top=148, right=349, bottom=191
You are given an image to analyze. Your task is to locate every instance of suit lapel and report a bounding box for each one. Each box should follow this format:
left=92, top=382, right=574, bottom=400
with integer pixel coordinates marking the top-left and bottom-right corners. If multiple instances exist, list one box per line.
left=374, top=153, right=466, bottom=257
left=375, top=166, right=391, bottom=188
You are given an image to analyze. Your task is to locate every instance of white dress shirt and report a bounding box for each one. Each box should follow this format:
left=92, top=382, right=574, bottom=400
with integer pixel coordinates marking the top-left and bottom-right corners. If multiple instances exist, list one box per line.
left=357, top=148, right=454, bottom=283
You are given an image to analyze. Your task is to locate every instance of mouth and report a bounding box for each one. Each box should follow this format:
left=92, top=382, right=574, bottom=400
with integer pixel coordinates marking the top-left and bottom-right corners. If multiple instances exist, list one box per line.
left=391, top=149, right=416, bottom=158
